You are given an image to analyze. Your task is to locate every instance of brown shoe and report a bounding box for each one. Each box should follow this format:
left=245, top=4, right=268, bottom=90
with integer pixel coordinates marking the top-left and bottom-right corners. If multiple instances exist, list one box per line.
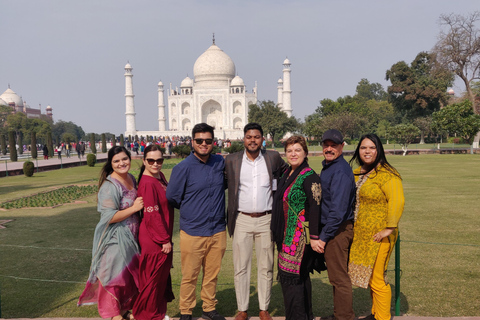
left=234, top=311, right=248, bottom=320
left=259, top=310, right=273, bottom=320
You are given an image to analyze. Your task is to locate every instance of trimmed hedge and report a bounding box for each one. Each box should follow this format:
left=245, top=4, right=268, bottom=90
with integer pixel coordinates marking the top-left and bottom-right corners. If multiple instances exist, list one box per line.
left=87, top=153, right=96, bottom=167
left=23, top=161, right=35, bottom=177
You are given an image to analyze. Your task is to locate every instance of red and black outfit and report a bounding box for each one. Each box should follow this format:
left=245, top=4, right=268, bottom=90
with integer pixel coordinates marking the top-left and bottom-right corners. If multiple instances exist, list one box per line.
left=133, top=173, right=175, bottom=320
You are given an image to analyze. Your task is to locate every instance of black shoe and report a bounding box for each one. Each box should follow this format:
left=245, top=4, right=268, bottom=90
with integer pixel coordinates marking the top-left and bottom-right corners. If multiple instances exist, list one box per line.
left=202, top=310, right=226, bottom=320
left=179, top=315, right=192, bottom=320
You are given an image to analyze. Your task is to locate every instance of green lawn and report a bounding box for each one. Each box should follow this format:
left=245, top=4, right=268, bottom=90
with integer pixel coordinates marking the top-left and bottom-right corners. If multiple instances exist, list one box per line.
left=0, top=154, right=479, bottom=318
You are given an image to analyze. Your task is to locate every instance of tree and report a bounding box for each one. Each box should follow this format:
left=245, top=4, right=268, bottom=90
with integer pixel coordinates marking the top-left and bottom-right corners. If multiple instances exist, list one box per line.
left=8, top=131, right=17, bottom=161
left=101, top=133, right=107, bottom=153
left=47, top=131, right=53, bottom=157
left=248, top=100, right=299, bottom=146
left=52, top=120, right=85, bottom=142
left=433, top=12, right=480, bottom=112
left=390, top=124, right=420, bottom=156
left=386, top=52, right=454, bottom=121
left=90, top=133, right=97, bottom=154
left=0, top=134, right=6, bottom=155
left=413, top=116, right=433, bottom=144
left=432, top=100, right=480, bottom=144
left=119, top=134, right=125, bottom=147
left=112, top=134, right=117, bottom=147
left=31, top=131, right=37, bottom=159
left=0, top=105, right=12, bottom=135
left=355, top=78, right=388, bottom=101
left=17, top=131, right=23, bottom=155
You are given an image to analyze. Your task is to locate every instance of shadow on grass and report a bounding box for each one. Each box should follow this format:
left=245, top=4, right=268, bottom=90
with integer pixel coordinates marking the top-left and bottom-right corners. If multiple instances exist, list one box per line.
left=0, top=204, right=98, bottom=318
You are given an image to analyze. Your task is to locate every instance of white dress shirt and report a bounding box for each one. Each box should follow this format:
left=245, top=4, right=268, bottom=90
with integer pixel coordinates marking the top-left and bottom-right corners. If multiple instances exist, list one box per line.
left=237, top=151, right=272, bottom=213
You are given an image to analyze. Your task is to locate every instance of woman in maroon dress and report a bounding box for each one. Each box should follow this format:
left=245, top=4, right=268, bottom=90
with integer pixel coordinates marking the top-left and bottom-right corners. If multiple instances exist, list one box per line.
left=133, top=144, right=175, bottom=320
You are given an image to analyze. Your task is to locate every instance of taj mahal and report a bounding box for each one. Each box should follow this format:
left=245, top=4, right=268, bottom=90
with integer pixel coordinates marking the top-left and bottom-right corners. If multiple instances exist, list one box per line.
left=124, top=39, right=292, bottom=139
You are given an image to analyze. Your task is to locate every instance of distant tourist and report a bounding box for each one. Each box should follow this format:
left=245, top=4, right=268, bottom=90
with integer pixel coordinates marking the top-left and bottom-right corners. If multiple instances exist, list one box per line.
left=78, top=146, right=144, bottom=320
left=133, top=144, right=175, bottom=320
left=348, top=134, right=405, bottom=320
left=55, top=144, right=62, bottom=159
left=166, top=123, right=227, bottom=320
left=76, top=141, right=82, bottom=159
left=42, top=144, right=49, bottom=160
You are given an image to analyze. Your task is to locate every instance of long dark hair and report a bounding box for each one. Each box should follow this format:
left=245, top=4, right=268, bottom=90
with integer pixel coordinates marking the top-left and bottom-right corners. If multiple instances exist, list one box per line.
left=99, top=146, right=131, bottom=188
left=349, top=133, right=400, bottom=178
left=138, top=144, right=164, bottom=184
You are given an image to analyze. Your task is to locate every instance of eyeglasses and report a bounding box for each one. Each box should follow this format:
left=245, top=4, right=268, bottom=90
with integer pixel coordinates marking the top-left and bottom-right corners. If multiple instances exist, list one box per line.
left=194, top=138, right=213, bottom=145
left=146, top=158, right=164, bottom=165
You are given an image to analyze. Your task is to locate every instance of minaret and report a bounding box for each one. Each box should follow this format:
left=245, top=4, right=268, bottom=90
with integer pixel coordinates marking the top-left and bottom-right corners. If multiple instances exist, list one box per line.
left=282, top=58, right=292, bottom=117
left=158, top=81, right=166, bottom=131
left=277, top=78, right=283, bottom=110
left=124, top=62, right=136, bottom=136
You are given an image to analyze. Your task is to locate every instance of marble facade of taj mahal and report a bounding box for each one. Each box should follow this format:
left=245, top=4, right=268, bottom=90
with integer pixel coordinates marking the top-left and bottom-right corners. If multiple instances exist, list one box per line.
left=124, top=40, right=292, bottom=140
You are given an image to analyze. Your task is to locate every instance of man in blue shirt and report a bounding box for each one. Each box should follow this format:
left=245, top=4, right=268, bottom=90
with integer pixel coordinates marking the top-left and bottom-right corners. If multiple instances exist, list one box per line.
left=166, top=123, right=227, bottom=320
left=310, top=129, right=356, bottom=320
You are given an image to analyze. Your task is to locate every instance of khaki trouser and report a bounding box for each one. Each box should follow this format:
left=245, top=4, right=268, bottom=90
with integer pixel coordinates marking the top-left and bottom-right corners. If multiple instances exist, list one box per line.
left=232, top=213, right=274, bottom=311
left=179, top=230, right=227, bottom=315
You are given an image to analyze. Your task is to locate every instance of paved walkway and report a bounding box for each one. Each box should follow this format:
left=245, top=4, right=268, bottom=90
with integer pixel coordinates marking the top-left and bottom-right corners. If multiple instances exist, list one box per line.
left=0, top=153, right=108, bottom=177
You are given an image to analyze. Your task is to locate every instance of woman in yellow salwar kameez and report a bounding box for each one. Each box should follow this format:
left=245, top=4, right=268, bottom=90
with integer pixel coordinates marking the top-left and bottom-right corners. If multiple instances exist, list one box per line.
left=348, top=134, right=404, bottom=320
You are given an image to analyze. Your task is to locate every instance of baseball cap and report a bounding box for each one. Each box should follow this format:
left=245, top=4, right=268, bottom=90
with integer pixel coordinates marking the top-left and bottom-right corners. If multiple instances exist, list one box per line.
left=321, top=129, right=344, bottom=144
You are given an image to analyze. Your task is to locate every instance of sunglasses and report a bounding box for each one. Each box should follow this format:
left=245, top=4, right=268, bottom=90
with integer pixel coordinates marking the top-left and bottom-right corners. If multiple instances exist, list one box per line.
left=146, top=158, right=164, bottom=165
left=194, top=138, right=213, bottom=145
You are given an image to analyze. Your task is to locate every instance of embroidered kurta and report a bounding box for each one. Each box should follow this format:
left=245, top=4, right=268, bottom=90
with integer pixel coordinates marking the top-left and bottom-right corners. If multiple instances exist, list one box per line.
left=133, top=173, right=175, bottom=320
left=348, top=166, right=404, bottom=288
left=272, top=161, right=322, bottom=283
left=78, top=174, right=141, bottom=318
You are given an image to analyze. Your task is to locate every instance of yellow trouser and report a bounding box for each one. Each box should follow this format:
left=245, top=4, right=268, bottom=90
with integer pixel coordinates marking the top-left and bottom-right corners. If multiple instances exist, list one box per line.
left=369, top=237, right=392, bottom=320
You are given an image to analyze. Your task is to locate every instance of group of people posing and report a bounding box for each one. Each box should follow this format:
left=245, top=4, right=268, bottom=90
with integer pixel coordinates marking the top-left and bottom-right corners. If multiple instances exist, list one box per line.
left=78, top=122, right=404, bottom=320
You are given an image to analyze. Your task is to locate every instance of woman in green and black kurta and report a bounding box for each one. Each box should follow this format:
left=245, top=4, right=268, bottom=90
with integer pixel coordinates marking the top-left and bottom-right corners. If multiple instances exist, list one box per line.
left=271, top=136, right=323, bottom=320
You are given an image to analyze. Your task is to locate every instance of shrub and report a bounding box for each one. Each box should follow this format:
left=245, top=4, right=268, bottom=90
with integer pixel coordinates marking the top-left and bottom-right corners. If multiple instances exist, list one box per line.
left=171, top=145, right=191, bottom=158
left=90, top=133, right=97, bottom=154
left=87, top=153, right=96, bottom=167
left=119, top=134, right=125, bottom=147
left=224, top=141, right=245, bottom=154
left=23, top=161, right=35, bottom=177
left=447, top=137, right=465, bottom=144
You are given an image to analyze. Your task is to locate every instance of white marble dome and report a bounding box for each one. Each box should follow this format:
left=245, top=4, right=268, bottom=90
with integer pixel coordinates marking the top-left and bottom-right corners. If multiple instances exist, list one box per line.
left=125, top=62, right=132, bottom=69
left=283, top=58, right=291, bottom=65
left=0, top=98, right=7, bottom=106
left=0, top=88, right=23, bottom=107
left=180, top=76, right=193, bottom=87
left=193, top=44, right=236, bottom=85
left=231, top=75, right=244, bottom=86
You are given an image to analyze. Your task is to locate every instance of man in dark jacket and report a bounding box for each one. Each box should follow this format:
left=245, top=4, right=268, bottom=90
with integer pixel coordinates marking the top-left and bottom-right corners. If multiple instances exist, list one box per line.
left=225, top=123, right=287, bottom=320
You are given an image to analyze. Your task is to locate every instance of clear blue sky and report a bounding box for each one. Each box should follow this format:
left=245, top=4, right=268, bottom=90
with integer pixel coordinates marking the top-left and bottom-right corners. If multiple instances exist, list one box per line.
left=2, top=0, right=478, bottom=134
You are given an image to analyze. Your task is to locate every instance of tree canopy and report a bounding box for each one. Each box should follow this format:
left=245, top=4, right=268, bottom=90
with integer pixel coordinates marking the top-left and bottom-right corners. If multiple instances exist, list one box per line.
left=432, top=100, right=480, bottom=144
left=433, top=12, right=480, bottom=112
left=52, top=120, right=85, bottom=142
left=248, top=100, right=299, bottom=145
left=386, top=51, right=454, bottom=121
